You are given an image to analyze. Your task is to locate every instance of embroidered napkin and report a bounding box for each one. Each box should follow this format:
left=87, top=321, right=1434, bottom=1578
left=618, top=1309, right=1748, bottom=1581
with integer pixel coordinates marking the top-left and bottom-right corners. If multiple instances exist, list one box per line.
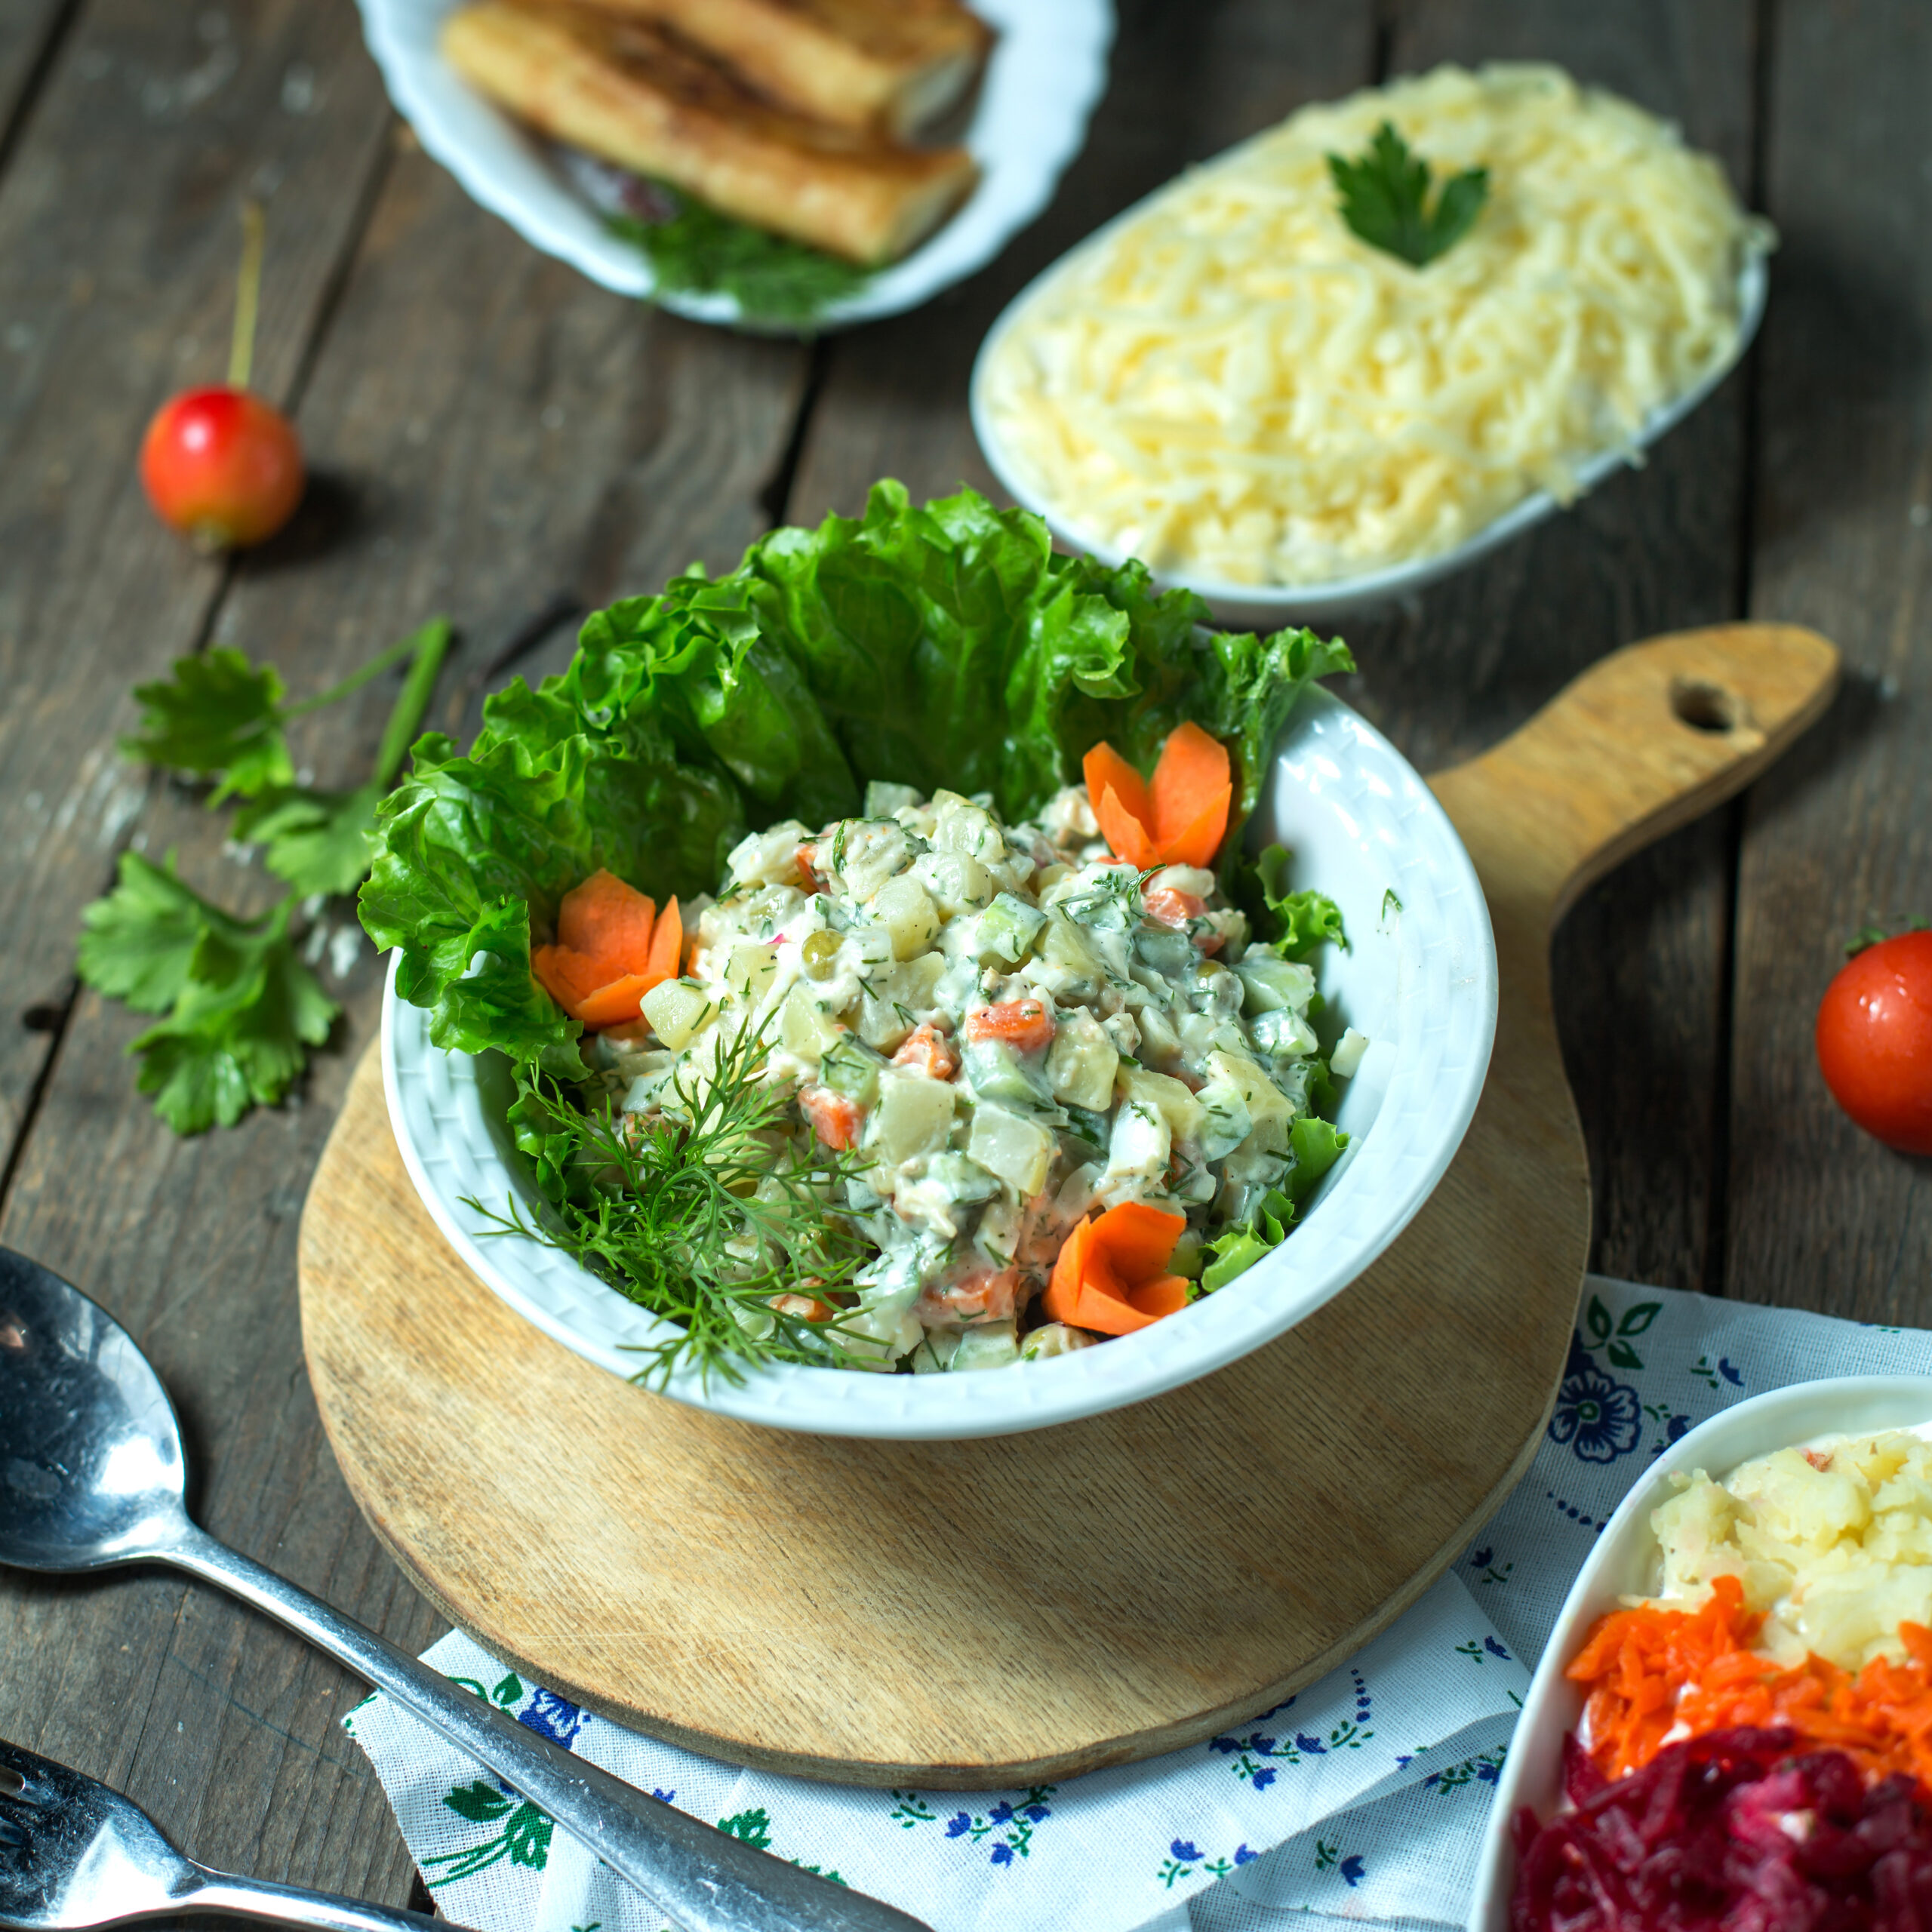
left=344, top=1275, right=1926, bottom=1931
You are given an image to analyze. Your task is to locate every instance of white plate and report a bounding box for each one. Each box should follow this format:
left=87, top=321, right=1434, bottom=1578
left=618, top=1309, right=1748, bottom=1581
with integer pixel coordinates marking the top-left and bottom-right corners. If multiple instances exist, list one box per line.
left=354, top=0, right=1114, bottom=334
left=1468, top=1374, right=1932, bottom=1932
left=970, top=215, right=1768, bottom=626
left=382, top=684, right=1496, bottom=1441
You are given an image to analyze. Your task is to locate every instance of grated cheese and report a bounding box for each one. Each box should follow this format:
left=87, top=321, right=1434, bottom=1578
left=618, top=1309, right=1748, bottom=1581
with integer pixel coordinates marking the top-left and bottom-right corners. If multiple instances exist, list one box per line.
left=979, top=64, right=1773, bottom=589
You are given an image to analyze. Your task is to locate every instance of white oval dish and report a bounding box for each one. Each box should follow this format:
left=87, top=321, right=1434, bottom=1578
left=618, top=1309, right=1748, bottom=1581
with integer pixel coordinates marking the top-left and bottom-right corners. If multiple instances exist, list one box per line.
left=380, top=683, right=1496, bottom=1441
left=353, top=0, right=1113, bottom=335
left=1468, top=1373, right=1932, bottom=1932
left=970, top=217, right=1767, bottom=627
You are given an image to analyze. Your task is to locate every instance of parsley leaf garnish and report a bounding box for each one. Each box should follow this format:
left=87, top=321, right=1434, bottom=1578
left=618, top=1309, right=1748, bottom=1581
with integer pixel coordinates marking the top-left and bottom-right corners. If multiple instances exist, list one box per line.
left=1327, top=121, right=1487, bottom=268
left=611, top=190, right=868, bottom=328
left=122, top=648, right=294, bottom=803
left=81, top=856, right=338, bottom=1133
left=79, top=619, right=451, bottom=1134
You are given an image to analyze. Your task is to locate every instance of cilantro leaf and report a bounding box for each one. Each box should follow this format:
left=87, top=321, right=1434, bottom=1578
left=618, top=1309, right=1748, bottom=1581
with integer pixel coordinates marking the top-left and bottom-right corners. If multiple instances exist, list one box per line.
left=121, top=648, right=294, bottom=801
left=1327, top=121, right=1487, bottom=268
left=232, top=781, right=384, bottom=899
left=125, top=896, right=337, bottom=1135
left=611, top=193, right=868, bottom=328
left=1250, top=844, right=1349, bottom=961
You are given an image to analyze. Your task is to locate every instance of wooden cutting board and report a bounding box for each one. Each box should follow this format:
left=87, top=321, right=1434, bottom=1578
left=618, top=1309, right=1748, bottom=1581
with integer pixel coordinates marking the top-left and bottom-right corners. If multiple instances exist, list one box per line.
left=298, top=623, right=1838, bottom=1789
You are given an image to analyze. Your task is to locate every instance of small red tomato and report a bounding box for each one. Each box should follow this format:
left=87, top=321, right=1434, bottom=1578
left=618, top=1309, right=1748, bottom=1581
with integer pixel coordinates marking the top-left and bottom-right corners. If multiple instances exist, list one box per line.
left=1815, top=931, right=1932, bottom=1155
left=139, top=386, right=304, bottom=550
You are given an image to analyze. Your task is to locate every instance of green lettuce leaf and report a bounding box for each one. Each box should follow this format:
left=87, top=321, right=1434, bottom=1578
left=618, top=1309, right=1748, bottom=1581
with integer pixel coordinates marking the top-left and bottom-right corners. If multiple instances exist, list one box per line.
left=363, top=482, right=1354, bottom=1064
left=1251, top=844, right=1349, bottom=961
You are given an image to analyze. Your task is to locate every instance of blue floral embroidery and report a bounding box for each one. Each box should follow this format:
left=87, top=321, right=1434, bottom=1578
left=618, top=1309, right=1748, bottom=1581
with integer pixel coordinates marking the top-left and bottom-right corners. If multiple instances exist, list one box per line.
left=1548, top=1336, right=1641, bottom=1463
left=1424, top=1746, right=1508, bottom=1793
left=895, top=1786, right=1052, bottom=1866
left=518, top=1687, right=586, bottom=1749
left=1644, top=1403, right=1693, bottom=1456
left=1469, top=1545, right=1514, bottom=1584
left=1315, top=1839, right=1365, bottom=1884
left=1158, top=1839, right=1257, bottom=1887
left=1210, top=1677, right=1371, bottom=1786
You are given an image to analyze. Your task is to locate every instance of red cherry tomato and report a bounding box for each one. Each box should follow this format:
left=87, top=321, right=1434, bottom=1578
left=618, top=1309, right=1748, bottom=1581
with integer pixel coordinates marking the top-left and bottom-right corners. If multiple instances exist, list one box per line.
left=139, top=386, right=304, bottom=550
left=1815, top=931, right=1932, bottom=1155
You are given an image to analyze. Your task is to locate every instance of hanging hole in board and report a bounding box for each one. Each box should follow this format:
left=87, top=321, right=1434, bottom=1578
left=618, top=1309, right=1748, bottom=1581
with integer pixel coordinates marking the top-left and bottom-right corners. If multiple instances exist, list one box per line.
left=1669, top=678, right=1742, bottom=734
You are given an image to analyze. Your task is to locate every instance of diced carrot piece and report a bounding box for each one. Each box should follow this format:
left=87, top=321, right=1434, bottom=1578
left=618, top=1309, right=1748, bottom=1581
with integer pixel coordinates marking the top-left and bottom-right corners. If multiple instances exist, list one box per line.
left=1149, top=721, right=1232, bottom=854
left=574, top=972, right=660, bottom=1029
left=1143, top=887, right=1208, bottom=930
left=557, top=869, right=656, bottom=965
left=1089, top=1200, right=1188, bottom=1281
left=892, top=1023, right=958, bottom=1081
left=769, top=1292, right=838, bottom=1322
left=644, top=897, right=682, bottom=982
left=964, top=999, right=1055, bottom=1054
left=798, top=1084, right=864, bottom=1152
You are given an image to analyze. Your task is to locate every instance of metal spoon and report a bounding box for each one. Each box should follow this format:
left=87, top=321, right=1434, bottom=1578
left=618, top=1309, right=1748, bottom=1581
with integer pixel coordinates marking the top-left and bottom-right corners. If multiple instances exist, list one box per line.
left=0, top=1248, right=930, bottom=1932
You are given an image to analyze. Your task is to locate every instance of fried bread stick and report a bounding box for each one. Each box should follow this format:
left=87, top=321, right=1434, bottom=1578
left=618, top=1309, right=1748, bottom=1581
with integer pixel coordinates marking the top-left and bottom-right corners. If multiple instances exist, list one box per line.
left=563, top=0, right=993, bottom=136
left=442, top=1, right=980, bottom=265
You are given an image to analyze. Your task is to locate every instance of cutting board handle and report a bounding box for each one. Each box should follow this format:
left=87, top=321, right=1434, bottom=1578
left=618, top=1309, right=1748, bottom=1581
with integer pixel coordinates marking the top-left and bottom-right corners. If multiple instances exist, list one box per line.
left=1429, top=623, right=1841, bottom=947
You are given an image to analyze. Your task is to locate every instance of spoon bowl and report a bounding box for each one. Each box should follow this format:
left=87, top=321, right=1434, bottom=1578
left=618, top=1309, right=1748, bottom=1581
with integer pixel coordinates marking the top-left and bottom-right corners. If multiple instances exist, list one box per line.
left=0, top=1248, right=189, bottom=1572
left=0, top=1246, right=931, bottom=1932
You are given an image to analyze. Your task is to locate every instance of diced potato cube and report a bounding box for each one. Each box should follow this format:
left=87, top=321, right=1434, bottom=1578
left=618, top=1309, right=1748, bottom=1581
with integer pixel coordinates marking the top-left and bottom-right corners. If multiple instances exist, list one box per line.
left=1204, top=1049, right=1292, bottom=1149
left=871, top=1067, right=955, bottom=1163
left=871, top=875, right=941, bottom=959
left=827, top=819, right=918, bottom=900
left=1104, top=1094, right=1170, bottom=1187
left=915, top=850, right=995, bottom=917
left=952, top=1321, right=1020, bottom=1371
left=1234, top=954, right=1318, bottom=1014
left=726, top=820, right=811, bottom=888
left=779, top=983, right=844, bottom=1058
left=1331, top=1027, right=1371, bottom=1079
left=863, top=780, right=923, bottom=818
left=1192, top=1077, right=1254, bottom=1162
left=930, top=789, right=1008, bottom=866
left=1047, top=1008, right=1119, bottom=1112
left=724, top=940, right=780, bottom=1005
left=966, top=1104, right=1056, bottom=1196
left=1121, top=1064, right=1205, bottom=1142
left=1020, top=1321, right=1096, bottom=1361
left=857, top=993, right=915, bottom=1053
left=641, top=978, right=712, bottom=1052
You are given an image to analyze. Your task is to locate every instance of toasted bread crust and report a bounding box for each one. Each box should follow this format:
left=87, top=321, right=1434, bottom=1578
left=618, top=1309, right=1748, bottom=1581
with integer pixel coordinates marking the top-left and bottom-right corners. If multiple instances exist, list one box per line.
left=441, top=2, right=978, bottom=265
left=561, top=0, right=992, bottom=134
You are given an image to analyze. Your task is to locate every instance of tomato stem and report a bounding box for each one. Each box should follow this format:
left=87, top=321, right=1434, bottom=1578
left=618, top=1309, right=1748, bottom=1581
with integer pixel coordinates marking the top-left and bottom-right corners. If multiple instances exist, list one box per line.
left=228, top=199, right=266, bottom=390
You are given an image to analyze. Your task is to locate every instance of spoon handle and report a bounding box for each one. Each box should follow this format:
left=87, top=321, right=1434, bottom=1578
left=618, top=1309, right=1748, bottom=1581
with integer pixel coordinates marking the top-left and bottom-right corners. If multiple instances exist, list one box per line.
left=162, top=1526, right=931, bottom=1932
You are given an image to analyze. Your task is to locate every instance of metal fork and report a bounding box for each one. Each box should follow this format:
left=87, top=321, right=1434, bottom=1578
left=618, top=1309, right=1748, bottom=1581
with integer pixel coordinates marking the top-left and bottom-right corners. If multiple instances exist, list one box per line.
left=0, top=1737, right=451, bottom=1930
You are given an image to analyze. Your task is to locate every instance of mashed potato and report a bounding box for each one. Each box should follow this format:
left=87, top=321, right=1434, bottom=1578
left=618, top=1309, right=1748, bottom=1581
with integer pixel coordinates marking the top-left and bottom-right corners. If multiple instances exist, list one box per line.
left=1649, top=1429, right=1932, bottom=1672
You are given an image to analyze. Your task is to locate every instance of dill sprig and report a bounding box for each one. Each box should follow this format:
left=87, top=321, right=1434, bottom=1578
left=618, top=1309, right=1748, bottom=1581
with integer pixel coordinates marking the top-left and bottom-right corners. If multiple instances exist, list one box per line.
left=463, top=1015, right=870, bottom=1388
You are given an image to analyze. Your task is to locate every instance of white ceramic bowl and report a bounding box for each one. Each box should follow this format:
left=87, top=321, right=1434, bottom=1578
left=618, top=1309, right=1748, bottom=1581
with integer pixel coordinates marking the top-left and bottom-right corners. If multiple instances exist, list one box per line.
left=1468, top=1374, right=1932, bottom=1932
left=970, top=220, right=1768, bottom=626
left=381, top=683, right=1497, bottom=1440
left=354, top=0, right=1112, bottom=335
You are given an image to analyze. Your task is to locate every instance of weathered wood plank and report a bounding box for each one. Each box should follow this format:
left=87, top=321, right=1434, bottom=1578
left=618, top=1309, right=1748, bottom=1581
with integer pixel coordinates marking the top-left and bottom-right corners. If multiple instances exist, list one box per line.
left=0, top=125, right=809, bottom=1907
left=786, top=0, right=1377, bottom=521
left=1315, top=0, right=1759, bottom=1295
left=0, top=0, right=68, bottom=156
left=0, top=0, right=393, bottom=1168
left=1727, top=0, right=1932, bottom=1321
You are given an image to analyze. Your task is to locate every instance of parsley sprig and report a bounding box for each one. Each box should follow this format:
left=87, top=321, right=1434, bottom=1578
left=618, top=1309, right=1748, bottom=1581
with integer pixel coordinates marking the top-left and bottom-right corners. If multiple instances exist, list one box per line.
left=1327, top=121, right=1487, bottom=268
left=469, top=1014, right=869, bottom=1386
left=77, top=620, right=451, bottom=1133
left=610, top=190, right=868, bottom=328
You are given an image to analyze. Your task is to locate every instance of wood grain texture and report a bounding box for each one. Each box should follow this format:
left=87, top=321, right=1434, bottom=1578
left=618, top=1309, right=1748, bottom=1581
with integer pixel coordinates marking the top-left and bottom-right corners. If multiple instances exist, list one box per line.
left=1365, top=0, right=1761, bottom=1297
left=0, top=0, right=392, bottom=1163
left=1727, top=0, right=1932, bottom=1321
left=0, top=0, right=68, bottom=158
left=297, top=626, right=1835, bottom=1788
left=0, top=11, right=809, bottom=1914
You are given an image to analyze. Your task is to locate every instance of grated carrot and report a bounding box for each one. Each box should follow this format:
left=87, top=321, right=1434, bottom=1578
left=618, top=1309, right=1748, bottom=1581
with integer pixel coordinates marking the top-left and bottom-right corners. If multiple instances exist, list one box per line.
left=1568, top=1572, right=1932, bottom=1796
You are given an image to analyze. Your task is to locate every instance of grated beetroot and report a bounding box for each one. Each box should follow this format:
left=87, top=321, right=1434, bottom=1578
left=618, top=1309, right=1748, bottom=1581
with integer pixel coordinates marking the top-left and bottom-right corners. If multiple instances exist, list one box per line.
left=1510, top=1725, right=1932, bottom=1931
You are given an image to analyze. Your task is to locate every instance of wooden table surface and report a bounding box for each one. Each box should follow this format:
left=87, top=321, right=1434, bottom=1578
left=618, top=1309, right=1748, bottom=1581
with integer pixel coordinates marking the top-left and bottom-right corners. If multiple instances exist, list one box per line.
left=0, top=0, right=1925, bottom=1918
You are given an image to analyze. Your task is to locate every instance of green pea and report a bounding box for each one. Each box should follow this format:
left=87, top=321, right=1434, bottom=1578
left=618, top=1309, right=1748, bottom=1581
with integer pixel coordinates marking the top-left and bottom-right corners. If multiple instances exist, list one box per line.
left=801, top=930, right=842, bottom=981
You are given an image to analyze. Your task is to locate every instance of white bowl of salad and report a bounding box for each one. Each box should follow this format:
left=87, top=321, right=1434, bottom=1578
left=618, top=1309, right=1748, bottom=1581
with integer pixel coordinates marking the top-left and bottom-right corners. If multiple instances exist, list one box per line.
left=367, top=482, right=1495, bottom=1438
